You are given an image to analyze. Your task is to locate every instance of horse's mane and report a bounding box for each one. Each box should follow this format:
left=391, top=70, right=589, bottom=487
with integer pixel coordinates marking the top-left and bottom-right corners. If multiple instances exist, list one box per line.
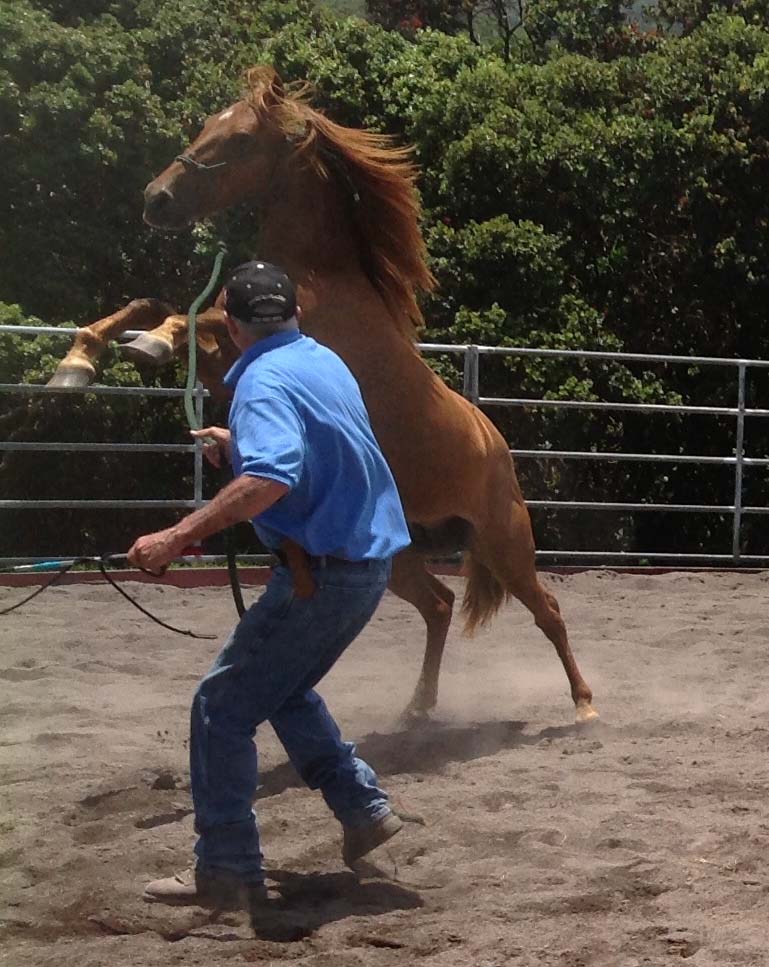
left=245, top=67, right=436, bottom=336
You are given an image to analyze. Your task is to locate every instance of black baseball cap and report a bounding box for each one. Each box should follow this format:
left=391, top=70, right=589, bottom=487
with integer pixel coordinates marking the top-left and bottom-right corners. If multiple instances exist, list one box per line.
left=223, top=261, right=297, bottom=324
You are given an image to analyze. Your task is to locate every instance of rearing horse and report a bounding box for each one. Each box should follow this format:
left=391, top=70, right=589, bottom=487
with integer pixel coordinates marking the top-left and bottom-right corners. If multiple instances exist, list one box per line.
left=49, top=68, right=598, bottom=723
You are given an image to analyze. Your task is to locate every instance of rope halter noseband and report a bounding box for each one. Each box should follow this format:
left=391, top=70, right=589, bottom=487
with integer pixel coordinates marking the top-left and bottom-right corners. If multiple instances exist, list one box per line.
left=175, top=154, right=228, bottom=171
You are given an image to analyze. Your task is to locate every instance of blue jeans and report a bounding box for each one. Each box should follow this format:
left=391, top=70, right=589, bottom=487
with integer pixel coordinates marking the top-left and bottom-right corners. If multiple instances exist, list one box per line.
left=190, top=557, right=392, bottom=881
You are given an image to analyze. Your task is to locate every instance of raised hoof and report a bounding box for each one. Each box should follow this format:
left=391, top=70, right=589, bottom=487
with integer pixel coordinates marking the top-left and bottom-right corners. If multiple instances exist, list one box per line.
left=120, top=333, right=174, bottom=367
left=47, top=365, right=94, bottom=389
left=575, top=701, right=600, bottom=724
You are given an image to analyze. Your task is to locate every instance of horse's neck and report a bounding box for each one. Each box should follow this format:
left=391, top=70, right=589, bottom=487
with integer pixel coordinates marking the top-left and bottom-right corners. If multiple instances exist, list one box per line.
left=259, top=165, right=359, bottom=276
left=257, top=167, right=422, bottom=378
left=301, top=277, right=422, bottom=381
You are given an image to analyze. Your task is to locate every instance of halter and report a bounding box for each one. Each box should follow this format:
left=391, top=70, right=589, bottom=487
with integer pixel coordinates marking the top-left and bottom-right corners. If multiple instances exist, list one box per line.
left=175, top=153, right=228, bottom=172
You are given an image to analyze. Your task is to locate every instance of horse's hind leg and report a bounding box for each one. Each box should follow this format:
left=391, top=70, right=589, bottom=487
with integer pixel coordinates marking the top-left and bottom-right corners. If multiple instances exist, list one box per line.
left=521, top=578, right=598, bottom=723
left=47, top=299, right=175, bottom=388
left=471, top=502, right=598, bottom=723
left=389, top=547, right=455, bottom=721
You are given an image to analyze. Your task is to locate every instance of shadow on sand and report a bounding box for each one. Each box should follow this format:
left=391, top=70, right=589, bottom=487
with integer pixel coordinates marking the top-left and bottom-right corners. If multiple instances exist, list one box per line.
left=256, top=718, right=598, bottom=802
left=240, top=867, right=423, bottom=941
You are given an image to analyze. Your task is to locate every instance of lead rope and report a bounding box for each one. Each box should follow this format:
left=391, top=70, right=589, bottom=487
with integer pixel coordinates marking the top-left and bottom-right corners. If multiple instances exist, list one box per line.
left=184, top=244, right=226, bottom=431
left=184, top=245, right=246, bottom=618
left=0, top=555, right=216, bottom=638
left=96, top=558, right=217, bottom=639
left=0, top=558, right=89, bottom=616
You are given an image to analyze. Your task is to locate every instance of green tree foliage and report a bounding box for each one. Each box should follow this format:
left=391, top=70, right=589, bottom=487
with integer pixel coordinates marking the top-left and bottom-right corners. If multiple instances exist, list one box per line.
left=654, top=0, right=769, bottom=34
left=3, top=0, right=769, bottom=560
left=0, top=0, right=320, bottom=321
left=524, top=0, right=630, bottom=58
left=365, top=0, right=469, bottom=33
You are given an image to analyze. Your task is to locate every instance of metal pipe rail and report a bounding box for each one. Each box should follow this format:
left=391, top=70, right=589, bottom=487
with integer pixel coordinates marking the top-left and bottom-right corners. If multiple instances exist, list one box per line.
left=481, top=396, right=769, bottom=417
left=535, top=550, right=769, bottom=564
left=525, top=500, right=769, bottom=514
left=3, top=325, right=769, bottom=565
left=0, top=442, right=194, bottom=453
left=0, top=325, right=209, bottom=523
left=2, top=326, right=150, bottom=340
left=509, top=448, right=769, bottom=466
left=475, top=344, right=769, bottom=368
left=417, top=342, right=769, bottom=564
left=0, top=382, right=201, bottom=398
left=1, top=554, right=276, bottom=567
left=0, top=500, right=198, bottom=509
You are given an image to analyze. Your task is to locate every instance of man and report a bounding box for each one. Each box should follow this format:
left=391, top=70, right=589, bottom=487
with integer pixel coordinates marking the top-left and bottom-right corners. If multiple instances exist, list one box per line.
left=127, top=260, right=411, bottom=909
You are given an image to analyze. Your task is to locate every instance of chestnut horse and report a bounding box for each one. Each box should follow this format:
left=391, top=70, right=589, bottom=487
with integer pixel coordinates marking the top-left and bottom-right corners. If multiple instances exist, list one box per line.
left=49, top=68, right=597, bottom=723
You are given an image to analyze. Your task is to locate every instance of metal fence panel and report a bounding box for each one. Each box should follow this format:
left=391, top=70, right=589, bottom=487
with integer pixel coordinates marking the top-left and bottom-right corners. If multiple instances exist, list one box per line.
left=3, top=324, right=769, bottom=565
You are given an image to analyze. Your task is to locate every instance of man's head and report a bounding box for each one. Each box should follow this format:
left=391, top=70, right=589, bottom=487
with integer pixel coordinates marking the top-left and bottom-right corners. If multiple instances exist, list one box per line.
left=223, top=261, right=299, bottom=348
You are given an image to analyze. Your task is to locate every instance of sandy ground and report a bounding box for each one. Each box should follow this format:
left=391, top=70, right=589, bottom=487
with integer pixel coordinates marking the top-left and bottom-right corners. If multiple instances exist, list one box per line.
left=2, top=570, right=769, bottom=966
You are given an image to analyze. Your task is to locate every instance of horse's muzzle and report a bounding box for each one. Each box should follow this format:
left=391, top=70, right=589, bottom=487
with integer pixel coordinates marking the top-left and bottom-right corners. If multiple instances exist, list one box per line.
left=143, top=184, right=186, bottom=229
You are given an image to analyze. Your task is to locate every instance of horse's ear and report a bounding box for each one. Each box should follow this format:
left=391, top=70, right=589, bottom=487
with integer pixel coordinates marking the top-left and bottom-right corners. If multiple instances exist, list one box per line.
left=244, top=66, right=285, bottom=112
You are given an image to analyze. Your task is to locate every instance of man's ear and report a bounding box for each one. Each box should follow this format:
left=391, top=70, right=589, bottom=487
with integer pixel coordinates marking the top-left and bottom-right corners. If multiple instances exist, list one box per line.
left=224, top=312, right=240, bottom=343
left=296, top=305, right=303, bottom=323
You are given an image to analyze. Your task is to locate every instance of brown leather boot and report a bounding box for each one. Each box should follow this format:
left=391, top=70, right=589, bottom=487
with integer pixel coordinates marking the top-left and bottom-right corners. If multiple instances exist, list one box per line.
left=143, top=867, right=268, bottom=909
left=342, top=812, right=404, bottom=867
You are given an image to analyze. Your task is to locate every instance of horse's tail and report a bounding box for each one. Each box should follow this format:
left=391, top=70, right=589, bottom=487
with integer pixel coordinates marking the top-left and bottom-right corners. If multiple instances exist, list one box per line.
left=461, top=551, right=509, bottom=636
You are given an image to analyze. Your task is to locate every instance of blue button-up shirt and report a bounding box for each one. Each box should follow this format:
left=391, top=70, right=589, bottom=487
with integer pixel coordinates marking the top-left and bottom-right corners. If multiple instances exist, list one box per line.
left=223, top=331, right=411, bottom=561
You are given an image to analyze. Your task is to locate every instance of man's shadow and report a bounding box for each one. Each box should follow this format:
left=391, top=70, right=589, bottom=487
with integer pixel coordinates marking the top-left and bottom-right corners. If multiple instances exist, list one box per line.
left=246, top=868, right=423, bottom=941
left=256, top=718, right=588, bottom=801
left=245, top=719, right=596, bottom=940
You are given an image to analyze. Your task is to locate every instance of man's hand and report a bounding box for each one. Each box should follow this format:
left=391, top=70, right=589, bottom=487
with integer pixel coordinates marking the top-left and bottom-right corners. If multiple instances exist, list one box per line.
left=126, top=475, right=288, bottom=576
left=127, top=527, right=186, bottom=576
left=191, top=426, right=231, bottom=468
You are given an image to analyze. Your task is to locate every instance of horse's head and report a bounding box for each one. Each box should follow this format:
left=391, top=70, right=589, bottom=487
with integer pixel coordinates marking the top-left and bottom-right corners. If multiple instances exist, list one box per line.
left=143, top=68, right=289, bottom=230
left=144, top=67, right=434, bottom=334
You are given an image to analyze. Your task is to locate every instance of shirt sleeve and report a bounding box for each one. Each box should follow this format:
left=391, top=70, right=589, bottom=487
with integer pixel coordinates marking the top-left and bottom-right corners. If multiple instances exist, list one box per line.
left=231, top=396, right=306, bottom=490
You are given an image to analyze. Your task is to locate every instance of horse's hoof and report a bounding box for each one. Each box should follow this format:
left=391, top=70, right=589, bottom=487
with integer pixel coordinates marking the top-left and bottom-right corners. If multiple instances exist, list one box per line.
left=399, top=705, right=432, bottom=728
left=47, top=365, right=94, bottom=388
left=575, top=701, right=600, bottom=724
left=120, top=333, right=173, bottom=367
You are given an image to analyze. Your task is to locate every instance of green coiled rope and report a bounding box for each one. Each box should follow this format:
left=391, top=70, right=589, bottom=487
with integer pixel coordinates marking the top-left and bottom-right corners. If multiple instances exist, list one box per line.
left=183, top=244, right=246, bottom=618
left=184, top=243, right=227, bottom=432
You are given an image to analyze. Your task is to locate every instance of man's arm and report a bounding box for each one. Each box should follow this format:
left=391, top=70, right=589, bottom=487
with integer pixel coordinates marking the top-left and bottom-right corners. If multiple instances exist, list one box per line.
left=126, top=474, right=288, bottom=574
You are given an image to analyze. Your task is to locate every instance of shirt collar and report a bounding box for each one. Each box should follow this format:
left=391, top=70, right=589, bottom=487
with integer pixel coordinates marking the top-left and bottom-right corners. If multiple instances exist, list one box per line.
left=224, top=330, right=304, bottom=389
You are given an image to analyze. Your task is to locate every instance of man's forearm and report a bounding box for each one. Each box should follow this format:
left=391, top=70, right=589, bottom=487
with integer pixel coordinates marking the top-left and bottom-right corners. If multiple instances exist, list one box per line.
left=171, top=475, right=288, bottom=547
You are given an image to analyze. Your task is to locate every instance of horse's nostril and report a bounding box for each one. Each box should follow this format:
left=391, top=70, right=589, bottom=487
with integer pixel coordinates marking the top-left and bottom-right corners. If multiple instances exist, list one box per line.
left=145, top=186, right=173, bottom=214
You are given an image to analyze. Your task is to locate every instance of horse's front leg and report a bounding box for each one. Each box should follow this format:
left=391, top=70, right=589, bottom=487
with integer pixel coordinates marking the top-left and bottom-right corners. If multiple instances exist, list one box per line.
left=120, top=306, right=226, bottom=368
left=47, top=299, right=175, bottom=388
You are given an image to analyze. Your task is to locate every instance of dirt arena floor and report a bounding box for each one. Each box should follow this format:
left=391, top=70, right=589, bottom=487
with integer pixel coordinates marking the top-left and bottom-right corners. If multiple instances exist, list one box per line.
left=3, top=570, right=769, bottom=966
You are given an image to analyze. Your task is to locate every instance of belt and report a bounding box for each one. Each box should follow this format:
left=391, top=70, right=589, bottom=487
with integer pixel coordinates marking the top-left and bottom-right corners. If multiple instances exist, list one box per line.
left=274, top=549, right=371, bottom=569
left=306, top=554, right=349, bottom=568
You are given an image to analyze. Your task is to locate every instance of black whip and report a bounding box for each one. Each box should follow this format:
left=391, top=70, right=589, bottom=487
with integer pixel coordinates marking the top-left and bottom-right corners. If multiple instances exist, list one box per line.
left=0, top=554, right=216, bottom=639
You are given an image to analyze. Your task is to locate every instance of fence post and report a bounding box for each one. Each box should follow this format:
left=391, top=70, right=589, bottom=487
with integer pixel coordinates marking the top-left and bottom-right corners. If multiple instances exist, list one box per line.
left=193, top=380, right=205, bottom=508
left=731, top=363, right=747, bottom=562
left=463, top=345, right=480, bottom=404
